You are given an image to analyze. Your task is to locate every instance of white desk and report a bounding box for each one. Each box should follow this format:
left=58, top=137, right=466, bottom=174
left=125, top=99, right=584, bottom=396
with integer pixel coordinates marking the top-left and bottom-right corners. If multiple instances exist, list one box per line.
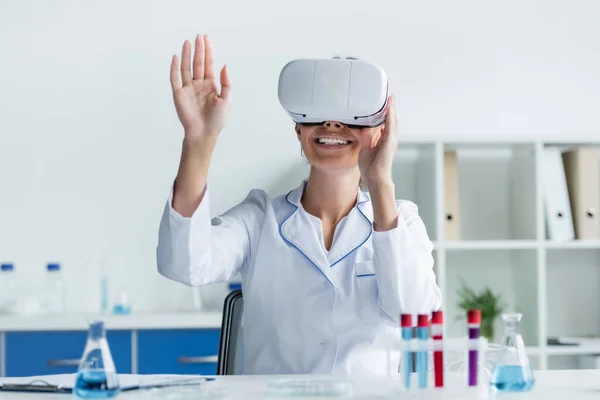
left=1, top=370, right=599, bottom=399
left=0, top=312, right=223, bottom=331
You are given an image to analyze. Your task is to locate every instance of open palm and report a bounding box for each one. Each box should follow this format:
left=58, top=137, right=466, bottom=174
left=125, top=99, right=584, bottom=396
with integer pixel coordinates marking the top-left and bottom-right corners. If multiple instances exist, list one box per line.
left=170, top=35, right=232, bottom=139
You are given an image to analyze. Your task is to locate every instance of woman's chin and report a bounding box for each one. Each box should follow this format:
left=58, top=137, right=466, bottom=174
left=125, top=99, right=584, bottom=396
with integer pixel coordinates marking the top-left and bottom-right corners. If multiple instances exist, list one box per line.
left=307, top=157, right=358, bottom=172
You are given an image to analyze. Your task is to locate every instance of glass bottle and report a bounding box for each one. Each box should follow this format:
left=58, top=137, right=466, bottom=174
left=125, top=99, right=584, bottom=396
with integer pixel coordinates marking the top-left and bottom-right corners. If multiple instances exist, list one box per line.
left=489, top=313, right=535, bottom=392
left=41, top=262, right=65, bottom=314
left=74, top=320, right=120, bottom=398
left=0, top=263, right=18, bottom=315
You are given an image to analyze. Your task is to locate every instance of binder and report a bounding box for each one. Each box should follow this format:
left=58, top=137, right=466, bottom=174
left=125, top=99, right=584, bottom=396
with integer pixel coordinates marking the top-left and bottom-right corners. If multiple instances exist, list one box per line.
left=444, top=150, right=460, bottom=240
left=562, top=147, right=600, bottom=239
left=543, top=147, right=575, bottom=241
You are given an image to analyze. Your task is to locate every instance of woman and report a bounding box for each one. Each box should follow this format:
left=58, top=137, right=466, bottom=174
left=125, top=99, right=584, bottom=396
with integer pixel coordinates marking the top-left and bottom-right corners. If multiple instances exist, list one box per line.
left=157, top=35, right=442, bottom=375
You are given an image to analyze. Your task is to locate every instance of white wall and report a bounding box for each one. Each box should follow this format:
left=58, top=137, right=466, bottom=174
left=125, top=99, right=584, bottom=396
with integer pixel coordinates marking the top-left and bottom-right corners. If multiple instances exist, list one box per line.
left=1, top=0, right=599, bottom=313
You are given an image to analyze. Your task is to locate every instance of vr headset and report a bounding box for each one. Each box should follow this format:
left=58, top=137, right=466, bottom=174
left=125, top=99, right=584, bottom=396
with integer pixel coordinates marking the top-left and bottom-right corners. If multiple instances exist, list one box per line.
left=277, top=58, right=389, bottom=128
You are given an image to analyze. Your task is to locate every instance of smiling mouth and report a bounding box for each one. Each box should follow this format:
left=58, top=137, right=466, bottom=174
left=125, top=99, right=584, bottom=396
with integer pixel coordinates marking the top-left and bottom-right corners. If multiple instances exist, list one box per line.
left=314, top=137, right=352, bottom=146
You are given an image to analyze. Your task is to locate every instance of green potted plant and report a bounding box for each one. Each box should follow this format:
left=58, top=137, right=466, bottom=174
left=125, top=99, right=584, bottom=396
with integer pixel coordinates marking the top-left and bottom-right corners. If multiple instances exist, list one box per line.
left=456, top=279, right=505, bottom=341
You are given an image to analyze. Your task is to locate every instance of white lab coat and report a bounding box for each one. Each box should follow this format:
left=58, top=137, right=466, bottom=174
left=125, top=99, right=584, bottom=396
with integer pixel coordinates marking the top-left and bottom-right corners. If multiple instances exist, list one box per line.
left=157, top=180, right=442, bottom=375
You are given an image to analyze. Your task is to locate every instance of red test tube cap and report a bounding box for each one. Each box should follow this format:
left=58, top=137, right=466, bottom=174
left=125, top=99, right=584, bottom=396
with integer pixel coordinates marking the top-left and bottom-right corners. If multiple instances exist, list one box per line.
left=432, top=310, right=443, bottom=324
left=417, top=314, right=429, bottom=327
left=467, top=309, right=481, bottom=324
left=400, top=314, right=412, bottom=328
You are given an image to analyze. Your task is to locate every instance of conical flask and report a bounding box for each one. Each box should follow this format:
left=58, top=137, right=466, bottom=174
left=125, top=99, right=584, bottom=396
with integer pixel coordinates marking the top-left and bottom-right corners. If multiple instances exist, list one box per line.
left=489, top=313, right=535, bottom=392
left=74, top=320, right=120, bottom=398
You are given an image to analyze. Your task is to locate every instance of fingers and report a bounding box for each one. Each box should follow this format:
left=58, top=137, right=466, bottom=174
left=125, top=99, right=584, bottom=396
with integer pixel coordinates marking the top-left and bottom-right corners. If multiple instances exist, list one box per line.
left=385, top=95, right=398, bottom=133
left=170, top=55, right=181, bottom=90
left=219, top=65, right=232, bottom=101
left=177, top=35, right=222, bottom=88
left=204, top=35, right=215, bottom=80
left=372, top=130, right=382, bottom=147
left=358, top=129, right=377, bottom=151
left=181, top=40, right=192, bottom=86
left=192, top=34, right=205, bottom=81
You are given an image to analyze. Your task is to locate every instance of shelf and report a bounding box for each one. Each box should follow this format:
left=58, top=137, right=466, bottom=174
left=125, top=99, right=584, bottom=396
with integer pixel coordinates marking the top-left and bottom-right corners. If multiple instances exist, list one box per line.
left=392, top=139, right=600, bottom=371
left=398, top=137, right=600, bottom=145
left=543, top=139, right=600, bottom=146
left=544, top=240, right=600, bottom=250
left=432, top=240, right=600, bottom=250
left=526, top=346, right=542, bottom=355
left=393, top=144, right=437, bottom=240
left=441, top=240, right=539, bottom=250
left=433, top=240, right=600, bottom=250
left=546, top=345, right=600, bottom=356
left=442, top=144, right=537, bottom=241
left=445, top=249, right=539, bottom=346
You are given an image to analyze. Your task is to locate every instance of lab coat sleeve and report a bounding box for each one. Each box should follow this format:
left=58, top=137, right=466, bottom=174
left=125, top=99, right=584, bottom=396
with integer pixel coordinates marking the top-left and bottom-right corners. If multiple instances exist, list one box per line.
left=157, top=184, right=267, bottom=286
left=372, top=200, right=442, bottom=325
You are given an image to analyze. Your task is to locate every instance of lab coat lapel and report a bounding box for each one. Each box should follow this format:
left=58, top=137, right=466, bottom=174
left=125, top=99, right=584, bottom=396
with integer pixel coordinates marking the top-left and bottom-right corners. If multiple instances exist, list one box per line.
left=328, top=189, right=373, bottom=267
left=279, top=181, right=331, bottom=281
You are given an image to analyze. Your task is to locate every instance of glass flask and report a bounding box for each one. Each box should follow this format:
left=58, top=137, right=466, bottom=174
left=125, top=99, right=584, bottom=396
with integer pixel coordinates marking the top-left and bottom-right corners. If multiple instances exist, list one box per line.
left=489, top=313, right=535, bottom=392
left=74, top=320, right=121, bottom=398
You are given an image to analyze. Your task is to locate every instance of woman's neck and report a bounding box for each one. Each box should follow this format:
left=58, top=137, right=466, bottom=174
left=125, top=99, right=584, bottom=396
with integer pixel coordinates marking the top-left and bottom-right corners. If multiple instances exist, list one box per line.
left=301, top=167, right=361, bottom=223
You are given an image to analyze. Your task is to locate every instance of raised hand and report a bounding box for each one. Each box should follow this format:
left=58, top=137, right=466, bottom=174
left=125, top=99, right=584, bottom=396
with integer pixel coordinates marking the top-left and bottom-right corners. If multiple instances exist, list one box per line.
left=357, top=95, right=398, bottom=186
left=170, top=35, right=232, bottom=140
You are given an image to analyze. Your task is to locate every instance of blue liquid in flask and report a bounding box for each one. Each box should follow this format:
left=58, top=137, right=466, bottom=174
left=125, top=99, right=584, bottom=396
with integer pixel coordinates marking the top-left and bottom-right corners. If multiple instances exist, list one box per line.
left=75, top=370, right=120, bottom=399
left=74, top=321, right=120, bottom=399
left=490, top=365, right=535, bottom=392
left=489, top=313, right=535, bottom=393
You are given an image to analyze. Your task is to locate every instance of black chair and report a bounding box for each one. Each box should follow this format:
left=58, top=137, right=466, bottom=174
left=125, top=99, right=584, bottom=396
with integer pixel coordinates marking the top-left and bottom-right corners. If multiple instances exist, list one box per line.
left=217, top=289, right=244, bottom=375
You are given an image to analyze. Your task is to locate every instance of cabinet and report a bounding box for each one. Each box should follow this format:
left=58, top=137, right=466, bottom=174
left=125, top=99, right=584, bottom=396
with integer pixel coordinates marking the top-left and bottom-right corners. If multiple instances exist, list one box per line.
left=137, top=329, right=221, bottom=375
left=5, top=330, right=131, bottom=377
left=1, top=328, right=221, bottom=377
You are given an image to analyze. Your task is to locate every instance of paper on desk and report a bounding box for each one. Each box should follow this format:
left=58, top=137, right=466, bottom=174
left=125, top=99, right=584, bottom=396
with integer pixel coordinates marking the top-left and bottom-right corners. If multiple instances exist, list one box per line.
left=0, top=374, right=203, bottom=390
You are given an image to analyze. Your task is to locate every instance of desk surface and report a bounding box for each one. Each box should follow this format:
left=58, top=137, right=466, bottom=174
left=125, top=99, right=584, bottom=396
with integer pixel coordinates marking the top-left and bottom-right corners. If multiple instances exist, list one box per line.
left=1, top=370, right=599, bottom=399
left=0, top=311, right=223, bottom=331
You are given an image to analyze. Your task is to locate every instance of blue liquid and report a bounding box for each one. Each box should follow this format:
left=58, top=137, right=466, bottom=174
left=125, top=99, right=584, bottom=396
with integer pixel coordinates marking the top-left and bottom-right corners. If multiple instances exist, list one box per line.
left=401, top=327, right=413, bottom=389
left=112, top=304, right=131, bottom=315
left=417, top=350, right=428, bottom=388
left=490, top=365, right=535, bottom=392
left=74, top=370, right=120, bottom=399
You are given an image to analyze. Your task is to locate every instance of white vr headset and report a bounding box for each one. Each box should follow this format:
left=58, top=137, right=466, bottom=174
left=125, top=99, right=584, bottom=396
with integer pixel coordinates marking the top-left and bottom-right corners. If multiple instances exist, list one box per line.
left=277, top=58, right=388, bottom=128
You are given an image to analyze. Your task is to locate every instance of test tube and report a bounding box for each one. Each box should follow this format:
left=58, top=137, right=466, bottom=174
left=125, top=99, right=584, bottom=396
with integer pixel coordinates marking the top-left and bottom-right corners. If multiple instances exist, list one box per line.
left=467, top=309, right=481, bottom=387
left=400, top=314, right=413, bottom=389
left=432, top=310, right=444, bottom=388
left=416, top=314, right=429, bottom=389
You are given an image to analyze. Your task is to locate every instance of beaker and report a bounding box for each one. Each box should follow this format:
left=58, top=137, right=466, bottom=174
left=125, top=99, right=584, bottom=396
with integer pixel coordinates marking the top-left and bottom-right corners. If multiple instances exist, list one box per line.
left=489, top=313, right=535, bottom=392
left=74, top=320, right=120, bottom=398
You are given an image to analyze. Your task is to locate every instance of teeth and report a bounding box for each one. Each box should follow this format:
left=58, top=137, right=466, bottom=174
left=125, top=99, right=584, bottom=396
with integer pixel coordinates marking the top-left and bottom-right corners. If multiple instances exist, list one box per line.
left=317, top=138, right=350, bottom=145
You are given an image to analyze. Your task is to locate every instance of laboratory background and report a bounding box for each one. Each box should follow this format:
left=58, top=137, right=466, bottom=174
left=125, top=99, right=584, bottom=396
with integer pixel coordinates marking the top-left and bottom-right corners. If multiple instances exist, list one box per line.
left=1, top=0, right=600, bottom=379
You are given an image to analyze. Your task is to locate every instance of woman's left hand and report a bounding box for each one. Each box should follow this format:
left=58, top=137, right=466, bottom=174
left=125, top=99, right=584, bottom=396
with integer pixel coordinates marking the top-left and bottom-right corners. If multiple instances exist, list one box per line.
left=357, top=95, right=398, bottom=187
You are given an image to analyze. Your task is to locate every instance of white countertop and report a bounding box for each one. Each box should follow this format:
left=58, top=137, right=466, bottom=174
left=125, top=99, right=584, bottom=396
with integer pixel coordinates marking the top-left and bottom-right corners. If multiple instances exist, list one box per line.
left=1, top=370, right=599, bottom=399
left=0, top=311, right=223, bottom=331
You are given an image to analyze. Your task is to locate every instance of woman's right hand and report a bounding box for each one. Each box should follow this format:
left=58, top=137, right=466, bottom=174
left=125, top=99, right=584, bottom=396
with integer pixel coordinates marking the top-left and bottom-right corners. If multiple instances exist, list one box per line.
left=170, top=35, right=232, bottom=140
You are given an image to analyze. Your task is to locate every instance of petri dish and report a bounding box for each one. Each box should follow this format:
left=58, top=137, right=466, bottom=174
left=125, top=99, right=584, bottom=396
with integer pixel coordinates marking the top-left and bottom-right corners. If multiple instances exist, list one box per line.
left=144, top=386, right=231, bottom=399
left=267, top=379, right=354, bottom=397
